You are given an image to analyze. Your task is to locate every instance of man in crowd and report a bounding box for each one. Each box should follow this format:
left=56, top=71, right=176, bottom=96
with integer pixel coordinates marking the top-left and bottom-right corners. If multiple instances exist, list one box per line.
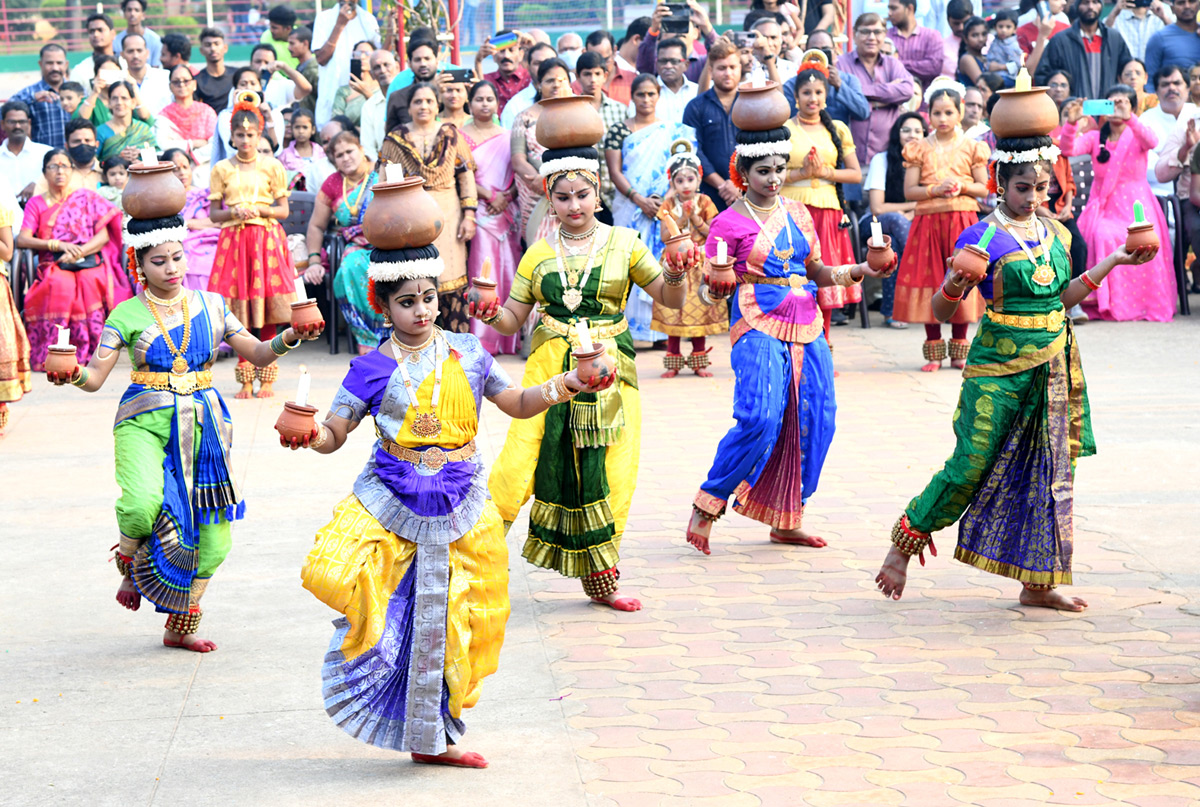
left=70, top=13, right=125, bottom=84
left=386, top=37, right=447, bottom=132
left=1104, top=0, right=1172, bottom=61
left=115, top=0, right=162, bottom=68
left=617, top=17, right=651, bottom=73
left=160, top=33, right=191, bottom=71
left=683, top=38, right=742, bottom=211
left=1145, top=0, right=1200, bottom=87
left=288, top=27, right=322, bottom=114
left=887, top=0, right=943, bottom=94
left=557, top=32, right=583, bottom=71
left=577, top=50, right=627, bottom=222
left=262, top=4, right=301, bottom=73
left=843, top=13, right=915, bottom=165
left=48, top=119, right=102, bottom=195
left=746, top=12, right=796, bottom=82
left=962, top=87, right=988, bottom=138
left=1034, top=0, right=1131, bottom=98
left=361, top=48, right=400, bottom=160
left=389, top=26, right=464, bottom=96
left=586, top=31, right=635, bottom=105
left=1156, top=83, right=1200, bottom=291
left=941, top=0, right=973, bottom=77
left=0, top=102, right=51, bottom=202
left=312, top=0, right=381, bottom=125
left=122, top=33, right=171, bottom=113
left=639, top=37, right=698, bottom=123
left=1144, top=65, right=1195, bottom=194
left=1019, top=0, right=1071, bottom=53
left=12, top=44, right=71, bottom=148
left=478, top=30, right=531, bottom=114
left=195, top=27, right=233, bottom=112
left=252, top=43, right=313, bottom=110
left=503, top=43, right=557, bottom=127
left=639, top=1, right=719, bottom=84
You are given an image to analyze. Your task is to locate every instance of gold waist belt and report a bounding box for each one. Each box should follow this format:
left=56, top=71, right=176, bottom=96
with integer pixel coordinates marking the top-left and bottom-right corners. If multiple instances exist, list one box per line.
left=741, top=274, right=808, bottom=288
left=381, top=438, right=476, bottom=472
left=985, top=308, right=1065, bottom=332
left=539, top=313, right=629, bottom=344
left=130, top=370, right=213, bottom=394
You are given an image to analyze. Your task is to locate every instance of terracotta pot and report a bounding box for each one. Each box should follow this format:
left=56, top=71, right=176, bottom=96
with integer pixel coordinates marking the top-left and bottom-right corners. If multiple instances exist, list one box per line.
left=44, top=346, right=78, bottom=377
left=661, top=233, right=692, bottom=266
left=573, top=343, right=616, bottom=386
left=1125, top=222, right=1159, bottom=252
left=466, top=277, right=498, bottom=310
left=731, top=82, right=791, bottom=131
left=866, top=234, right=895, bottom=274
left=707, top=258, right=737, bottom=288
left=290, top=299, right=324, bottom=330
left=990, top=88, right=1059, bottom=139
left=952, top=244, right=990, bottom=284
left=275, top=401, right=318, bottom=442
left=362, top=176, right=444, bottom=250
left=123, top=163, right=187, bottom=220
left=535, top=95, right=606, bottom=150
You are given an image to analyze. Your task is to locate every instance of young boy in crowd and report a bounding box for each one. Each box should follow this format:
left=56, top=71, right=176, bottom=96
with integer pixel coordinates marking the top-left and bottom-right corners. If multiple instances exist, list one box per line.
left=987, top=10, right=1022, bottom=80
left=59, top=82, right=87, bottom=117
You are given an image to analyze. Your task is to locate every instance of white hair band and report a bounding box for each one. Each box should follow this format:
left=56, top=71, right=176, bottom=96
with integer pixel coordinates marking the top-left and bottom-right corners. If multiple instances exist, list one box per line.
left=539, top=156, right=599, bottom=178
left=368, top=256, right=445, bottom=282
left=992, top=145, right=1061, bottom=164
left=735, top=140, right=793, bottom=158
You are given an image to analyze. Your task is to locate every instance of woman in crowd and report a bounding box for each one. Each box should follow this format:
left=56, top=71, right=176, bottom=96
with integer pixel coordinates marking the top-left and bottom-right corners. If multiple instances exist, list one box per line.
left=472, top=107, right=688, bottom=611
left=1120, top=59, right=1157, bottom=115
left=1046, top=70, right=1072, bottom=106
left=75, top=56, right=155, bottom=128
left=278, top=108, right=328, bottom=193
left=461, top=80, right=521, bottom=355
left=861, top=112, right=927, bottom=329
left=511, top=58, right=574, bottom=241
left=97, top=81, right=158, bottom=163
left=305, top=131, right=382, bottom=354
left=18, top=149, right=126, bottom=370
left=156, top=64, right=217, bottom=179
left=379, top=82, right=478, bottom=334
left=0, top=184, right=28, bottom=436
left=161, top=148, right=221, bottom=292
left=211, top=70, right=284, bottom=164
left=439, top=77, right=470, bottom=130
left=875, top=107, right=1159, bottom=611
left=685, top=102, right=889, bottom=555
left=784, top=55, right=862, bottom=341
left=893, top=79, right=990, bottom=371
left=1060, top=89, right=1175, bottom=321
left=605, top=72, right=696, bottom=344
left=330, top=40, right=376, bottom=126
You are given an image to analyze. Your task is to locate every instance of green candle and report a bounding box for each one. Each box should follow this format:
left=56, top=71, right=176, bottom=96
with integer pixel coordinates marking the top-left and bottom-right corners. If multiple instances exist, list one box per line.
left=1134, top=201, right=1145, bottom=223
left=977, top=222, right=996, bottom=249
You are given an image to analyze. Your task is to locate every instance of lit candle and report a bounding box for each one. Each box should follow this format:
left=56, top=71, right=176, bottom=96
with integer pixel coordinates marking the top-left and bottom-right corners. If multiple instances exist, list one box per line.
left=55, top=325, right=70, bottom=349
left=295, top=366, right=311, bottom=407
left=574, top=319, right=593, bottom=350
left=294, top=276, right=308, bottom=302
left=1014, top=67, right=1032, bottom=92
left=481, top=257, right=493, bottom=281
left=1133, top=201, right=1145, bottom=223
left=140, top=147, right=157, bottom=166
left=870, top=216, right=883, bottom=248
left=385, top=163, right=405, bottom=183
left=716, top=237, right=728, bottom=264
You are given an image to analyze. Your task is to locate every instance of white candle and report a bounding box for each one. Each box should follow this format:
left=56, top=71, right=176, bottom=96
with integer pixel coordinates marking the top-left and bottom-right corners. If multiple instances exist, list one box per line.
left=481, top=257, right=492, bottom=281
left=294, top=277, right=308, bottom=302
left=870, top=217, right=884, bottom=248
left=140, top=147, right=157, bottom=166
left=55, top=325, right=70, bottom=349
left=96, top=2, right=102, bottom=12
left=295, top=367, right=311, bottom=407
left=574, top=319, right=593, bottom=350
left=716, top=237, right=728, bottom=264
left=750, top=64, right=766, bottom=88
left=385, top=163, right=405, bottom=183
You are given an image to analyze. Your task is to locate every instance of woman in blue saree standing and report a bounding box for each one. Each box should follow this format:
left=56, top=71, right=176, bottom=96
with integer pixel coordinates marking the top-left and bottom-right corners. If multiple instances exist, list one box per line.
left=684, top=82, right=891, bottom=554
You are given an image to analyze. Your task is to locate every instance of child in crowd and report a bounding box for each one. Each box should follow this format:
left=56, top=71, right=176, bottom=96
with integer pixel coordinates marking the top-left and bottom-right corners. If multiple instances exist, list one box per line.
left=59, top=82, right=86, bottom=117
left=278, top=107, right=327, bottom=192
left=986, top=10, right=1022, bottom=83
left=98, top=156, right=130, bottom=210
left=957, top=17, right=992, bottom=87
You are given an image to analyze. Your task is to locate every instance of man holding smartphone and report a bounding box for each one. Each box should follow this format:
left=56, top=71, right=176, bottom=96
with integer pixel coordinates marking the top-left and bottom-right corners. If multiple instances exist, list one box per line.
left=477, top=30, right=534, bottom=114
left=638, top=1, right=720, bottom=83
left=1033, top=0, right=1131, bottom=99
left=311, top=0, right=380, bottom=126
left=1107, top=0, right=1175, bottom=60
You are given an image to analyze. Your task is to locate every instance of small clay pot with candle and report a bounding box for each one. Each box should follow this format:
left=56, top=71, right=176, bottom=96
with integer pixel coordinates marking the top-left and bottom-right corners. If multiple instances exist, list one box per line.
left=44, top=346, right=78, bottom=377
left=467, top=277, right=498, bottom=309
left=1125, top=222, right=1159, bottom=252
left=275, top=402, right=319, bottom=441
left=952, top=245, right=990, bottom=284
left=866, top=234, right=895, bottom=274
left=707, top=258, right=737, bottom=289
left=290, top=299, right=324, bottom=331
left=573, top=342, right=617, bottom=386
left=661, top=233, right=692, bottom=265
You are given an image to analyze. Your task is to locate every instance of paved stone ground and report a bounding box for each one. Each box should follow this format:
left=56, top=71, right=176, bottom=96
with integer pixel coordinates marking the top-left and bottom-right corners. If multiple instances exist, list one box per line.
left=2, top=312, right=1198, bottom=806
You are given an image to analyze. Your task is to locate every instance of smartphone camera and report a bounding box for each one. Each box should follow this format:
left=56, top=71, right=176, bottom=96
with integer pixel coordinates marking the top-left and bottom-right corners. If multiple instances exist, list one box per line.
left=663, top=2, right=691, bottom=35
left=350, top=57, right=363, bottom=80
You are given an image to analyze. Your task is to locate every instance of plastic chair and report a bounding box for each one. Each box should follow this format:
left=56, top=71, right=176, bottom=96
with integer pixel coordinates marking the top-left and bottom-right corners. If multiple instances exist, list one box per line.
left=12, top=248, right=36, bottom=315
left=1157, top=195, right=1192, bottom=316
left=282, top=191, right=316, bottom=237
left=1068, top=155, right=1093, bottom=219
left=322, top=232, right=345, bottom=354
left=846, top=219, right=870, bottom=328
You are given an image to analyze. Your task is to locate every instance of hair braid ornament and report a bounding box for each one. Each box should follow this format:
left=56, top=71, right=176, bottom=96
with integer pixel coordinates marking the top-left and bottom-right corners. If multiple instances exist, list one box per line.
left=231, top=90, right=266, bottom=132
left=796, top=49, right=830, bottom=79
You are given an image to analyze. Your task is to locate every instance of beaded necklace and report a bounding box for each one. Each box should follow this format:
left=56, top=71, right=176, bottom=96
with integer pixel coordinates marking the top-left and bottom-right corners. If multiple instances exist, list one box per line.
left=554, top=225, right=607, bottom=312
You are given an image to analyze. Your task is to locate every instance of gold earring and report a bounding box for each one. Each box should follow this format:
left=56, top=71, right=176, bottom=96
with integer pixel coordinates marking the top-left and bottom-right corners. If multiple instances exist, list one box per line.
left=383, top=315, right=393, bottom=327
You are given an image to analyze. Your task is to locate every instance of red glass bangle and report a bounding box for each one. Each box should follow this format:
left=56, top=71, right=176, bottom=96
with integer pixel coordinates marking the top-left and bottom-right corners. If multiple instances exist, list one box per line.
left=1080, top=272, right=1101, bottom=291
left=940, top=284, right=964, bottom=302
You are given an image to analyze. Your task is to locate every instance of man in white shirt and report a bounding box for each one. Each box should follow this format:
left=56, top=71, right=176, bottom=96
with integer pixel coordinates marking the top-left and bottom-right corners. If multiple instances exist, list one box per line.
left=629, top=37, right=697, bottom=124
left=311, top=0, right=380, bottom=126
left=749, top=15, right=796, bottom=84
left=500, top=43, right=558, bottom=129
left=616, top=17, right=651, bottom=74
left=70, top=13, right=127, bottom=84
left=121, top=33, right=171, bottom=113
left=0, top=101, right=51, bottom=202
left=251, top=43, right=313, bottom=110
left=361, top=48, right=400, bottom=161
left=1144, top=65, right=1194, bottom=194
left=1105, top=0, right=1174, bottom=60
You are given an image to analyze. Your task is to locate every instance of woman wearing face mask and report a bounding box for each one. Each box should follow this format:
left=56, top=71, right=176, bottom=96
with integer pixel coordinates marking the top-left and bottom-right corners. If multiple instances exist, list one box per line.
left=210, top=68, right=284, bottom=164
left=685, top=83, right=890, bottom=556
left=45, top=179, right=321, bottom=653
left=97, top=81, right=158, bottom=163
left=379, top=82, right=478, bottom=334
left=471, top=100, right=691, bottom=611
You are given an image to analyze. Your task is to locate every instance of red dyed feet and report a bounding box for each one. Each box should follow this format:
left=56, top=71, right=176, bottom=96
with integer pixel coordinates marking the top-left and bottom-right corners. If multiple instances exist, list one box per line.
left=163, top=632, right=218, bottom=652
left=769, top=529, right=827, bottom=548
left=951, top=358, right=966, bottom=370
left=412, top=749, right=489, bottom=768
left=116, top=576, right=141, bottom=611
left=920, top=361, right=941, bottom=373
left=686, top=509, right=713, bottom=555
left=590, top=592, right=643, bottom=611
left=1019, top=587, right=1088, bottom=611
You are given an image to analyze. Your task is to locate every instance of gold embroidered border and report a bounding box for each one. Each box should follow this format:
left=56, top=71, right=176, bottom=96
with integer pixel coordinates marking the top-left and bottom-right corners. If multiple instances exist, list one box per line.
left=962, top=330, right=1067, bottom=378
left=954, top=546, right=1072, bottom=587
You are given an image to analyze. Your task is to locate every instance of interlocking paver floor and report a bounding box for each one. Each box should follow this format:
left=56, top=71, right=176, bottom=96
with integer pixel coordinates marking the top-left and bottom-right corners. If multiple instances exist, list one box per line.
left=2, top=315, right=1197, bottom=805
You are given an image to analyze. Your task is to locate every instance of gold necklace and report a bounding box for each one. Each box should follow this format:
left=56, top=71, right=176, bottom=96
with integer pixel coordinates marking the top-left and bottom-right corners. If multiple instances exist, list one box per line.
left=555, top=224, right=606, bottom=311
left=744, top=201, right=796, bottom=272
left=235, top=152, right=257, bottom=164
left=144, top=288, right=183, bottom=307
left=744, top=197, right=780, bottom=216
left=391, top=331, right=444, bottom=438
left=993, top=209, right=1056, bottom=287
left=343, top=169, right=370, bottom=217
left=391, top=328, right=436, bottom=359
left=144, top=291, right=192, bottom=375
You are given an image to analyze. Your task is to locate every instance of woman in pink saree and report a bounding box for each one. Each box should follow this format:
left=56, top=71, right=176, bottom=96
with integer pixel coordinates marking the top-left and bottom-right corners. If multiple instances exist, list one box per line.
left=463, top=81, right=521, bottom=355
left=1060, top=88, right=1175, bottom=322
left=17, top=149, right=128, bottom=370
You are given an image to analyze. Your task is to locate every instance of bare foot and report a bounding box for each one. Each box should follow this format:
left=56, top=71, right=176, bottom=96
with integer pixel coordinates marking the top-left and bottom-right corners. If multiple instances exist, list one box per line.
left=875, top=546, right=912, bottom=601
left=255, top=382, right=275, bottom=399
left=951, top=358, right=966, bottom=370
left=1019, top=587, right=1088, bottom=611
left=412, top=747, right=488, bottom=768
left=686, top=509, right=713, bottom=555
left=921, top=361, right=942, bottom=373
left=692, top=367, right=714, bottom=378
left=770, top=528, right=827, bottom=547
left=116, top=575, right=141, bottom=611
left=590, top=592, right=642, bottom=611
left=661, top=367, right=680, bottom=379
left=163, top=631, right=218, bottom=652
left=234, top=382, right=255, bottom=399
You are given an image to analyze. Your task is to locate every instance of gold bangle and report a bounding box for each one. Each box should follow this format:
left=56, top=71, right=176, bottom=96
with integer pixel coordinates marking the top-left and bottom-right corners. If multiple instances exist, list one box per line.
left=310, top=423, right=329, bottom=449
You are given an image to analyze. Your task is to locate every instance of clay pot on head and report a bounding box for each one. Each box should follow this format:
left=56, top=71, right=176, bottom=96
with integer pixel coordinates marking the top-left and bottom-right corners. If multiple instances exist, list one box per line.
left=1125, top=222, right=1159, bottom=252
left=952, top=244, right=990, bottom=284
left=362, top=176, right=444, bottom=250
left=990, top=87, right=1059, bottom=139
left=123, top=163, right=187, bottom=220
left=731, top=82, right=792, bottom=131
left=574, top=343, right=617, bottom=386
left=290, top=299, right=324, bottom=331
left=535, top=95, right=606, bottom=150
left=466, top=277, right=498, bottom=310
left=866, top=234, right=895, bottom=274
left=275, top=401, right=319, bottom=441
left=44, top=346, right=78, bottom=377
left=707, top=258, right=737, bottom=288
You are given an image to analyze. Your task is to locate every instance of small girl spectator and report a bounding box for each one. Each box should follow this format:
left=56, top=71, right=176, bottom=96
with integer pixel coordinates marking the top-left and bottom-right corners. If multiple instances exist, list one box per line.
left=957, top=17, right=991, bottom=87
left=278, top=107, right=328, bottom=192
left=97, top=155, right=129, bottom=210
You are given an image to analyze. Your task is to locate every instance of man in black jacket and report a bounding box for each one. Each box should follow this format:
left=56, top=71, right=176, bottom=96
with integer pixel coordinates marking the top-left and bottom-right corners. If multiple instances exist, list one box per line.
left=1034, top=0, right=1132, bottom=98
